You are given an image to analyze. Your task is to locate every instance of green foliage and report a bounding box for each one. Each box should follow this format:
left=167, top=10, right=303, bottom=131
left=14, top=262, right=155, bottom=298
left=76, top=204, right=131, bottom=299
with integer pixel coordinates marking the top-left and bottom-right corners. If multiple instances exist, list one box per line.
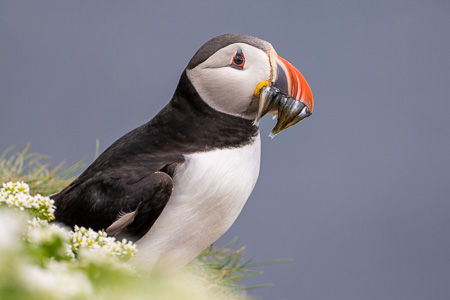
left=0, top=144, right=84, bottom=195
left=187, top=239, right=293, bottom=297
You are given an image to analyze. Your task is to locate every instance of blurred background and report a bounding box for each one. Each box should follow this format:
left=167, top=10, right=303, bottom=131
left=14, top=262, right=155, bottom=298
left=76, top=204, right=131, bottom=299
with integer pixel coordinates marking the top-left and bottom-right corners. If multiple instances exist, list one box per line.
left=1, top=1, right=449, bottom=299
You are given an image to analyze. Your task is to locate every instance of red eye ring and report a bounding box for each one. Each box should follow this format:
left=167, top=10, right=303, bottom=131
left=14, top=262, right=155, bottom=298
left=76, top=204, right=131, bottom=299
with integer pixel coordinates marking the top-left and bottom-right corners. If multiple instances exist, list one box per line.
left=230, top=49, right=245, bottom=70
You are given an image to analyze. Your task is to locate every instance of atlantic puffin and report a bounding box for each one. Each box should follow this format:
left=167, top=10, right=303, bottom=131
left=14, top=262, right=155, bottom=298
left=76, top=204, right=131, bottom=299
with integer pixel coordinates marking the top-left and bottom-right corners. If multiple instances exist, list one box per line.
left=53, top=34, right=314, bottom=270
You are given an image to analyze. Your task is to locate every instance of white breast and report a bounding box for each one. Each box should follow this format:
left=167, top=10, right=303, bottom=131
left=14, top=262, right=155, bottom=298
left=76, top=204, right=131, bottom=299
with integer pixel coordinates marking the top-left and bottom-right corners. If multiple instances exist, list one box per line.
left=136, top=133, right=261, bottom=270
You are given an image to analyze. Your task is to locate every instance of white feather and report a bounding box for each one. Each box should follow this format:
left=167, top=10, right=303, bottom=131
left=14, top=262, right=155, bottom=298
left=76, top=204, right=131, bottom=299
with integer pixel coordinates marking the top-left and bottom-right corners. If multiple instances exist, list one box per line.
left=135, top=133, right=261, bottom=270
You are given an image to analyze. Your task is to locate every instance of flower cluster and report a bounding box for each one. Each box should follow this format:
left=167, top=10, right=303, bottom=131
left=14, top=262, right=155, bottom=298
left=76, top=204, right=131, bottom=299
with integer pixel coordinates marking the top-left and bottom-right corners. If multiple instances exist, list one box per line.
left=70, top=226, right=137, bottom=260
left=19, top=261, right=93, bottom=299
left=0, top=181, right=55, bottom=221
left=0, top=181, right=137, bottom=261
left=0, top=181, right=140, bottom=299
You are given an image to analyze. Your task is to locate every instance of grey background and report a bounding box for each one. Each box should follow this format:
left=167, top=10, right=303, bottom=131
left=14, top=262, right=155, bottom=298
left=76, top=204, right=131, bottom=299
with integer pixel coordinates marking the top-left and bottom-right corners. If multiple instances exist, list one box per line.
left=1, top=1, right=450, bottom=299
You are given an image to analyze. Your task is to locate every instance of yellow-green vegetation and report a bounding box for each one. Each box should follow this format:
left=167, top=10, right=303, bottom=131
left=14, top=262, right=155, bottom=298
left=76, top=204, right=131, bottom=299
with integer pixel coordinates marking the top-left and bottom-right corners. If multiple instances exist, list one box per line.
left=0, top=144, right=83, bottom=196
left=0, top=145, right=282, bottom=300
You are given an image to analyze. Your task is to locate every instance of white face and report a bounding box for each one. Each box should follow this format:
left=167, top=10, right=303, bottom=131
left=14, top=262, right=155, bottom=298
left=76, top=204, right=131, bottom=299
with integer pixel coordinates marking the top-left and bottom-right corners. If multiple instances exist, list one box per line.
left=186, top=43, right=272, bottom=120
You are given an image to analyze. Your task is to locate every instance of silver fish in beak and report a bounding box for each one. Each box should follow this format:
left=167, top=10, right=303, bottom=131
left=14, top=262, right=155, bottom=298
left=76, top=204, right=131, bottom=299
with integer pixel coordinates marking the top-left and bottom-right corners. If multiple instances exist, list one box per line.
left=254, top=52, right=314, bottom=137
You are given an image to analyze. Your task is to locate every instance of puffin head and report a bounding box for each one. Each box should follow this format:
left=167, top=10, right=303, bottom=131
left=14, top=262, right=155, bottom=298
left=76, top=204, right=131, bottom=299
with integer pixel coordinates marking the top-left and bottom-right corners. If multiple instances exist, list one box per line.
left=186, top=34, right=313, bottom=136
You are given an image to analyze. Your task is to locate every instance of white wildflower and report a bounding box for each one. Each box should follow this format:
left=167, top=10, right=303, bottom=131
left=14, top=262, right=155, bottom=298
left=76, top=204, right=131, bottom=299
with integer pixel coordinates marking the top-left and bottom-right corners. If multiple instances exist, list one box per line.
left=70, top=226, right=138, bottom=259
left=19, top=261, right=93, bottom=300
left=0, top=210, right=25, bottom=252
left=27, top=216, right=48, bottom=229
left=64, top=243, right=76, bottom=260
left=1, top=181, right=137, bottom=262
left=26, top=223, right=69, bottom=245
left=0, top=181, right=55, bottom=221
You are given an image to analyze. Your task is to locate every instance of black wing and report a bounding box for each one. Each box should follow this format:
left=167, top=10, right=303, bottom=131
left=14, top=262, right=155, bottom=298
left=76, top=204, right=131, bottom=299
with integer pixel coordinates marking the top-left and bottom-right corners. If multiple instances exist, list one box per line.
left=104, top=171, right=173, bottom=241
left=53, top=164, right=177, bottom=238
left=53, top=119, right=185, bottom=240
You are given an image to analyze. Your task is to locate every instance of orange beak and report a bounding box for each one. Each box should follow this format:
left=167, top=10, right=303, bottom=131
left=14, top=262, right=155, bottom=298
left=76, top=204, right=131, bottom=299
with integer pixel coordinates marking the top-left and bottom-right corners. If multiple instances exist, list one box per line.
left=262, top=54, right=313, bottom=137
left=274, top=55, right=313, bottom=114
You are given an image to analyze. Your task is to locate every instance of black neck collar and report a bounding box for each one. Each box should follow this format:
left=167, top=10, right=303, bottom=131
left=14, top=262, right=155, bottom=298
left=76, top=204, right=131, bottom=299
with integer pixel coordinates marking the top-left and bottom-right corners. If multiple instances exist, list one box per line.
left=148, top=70, right=259, bottom=151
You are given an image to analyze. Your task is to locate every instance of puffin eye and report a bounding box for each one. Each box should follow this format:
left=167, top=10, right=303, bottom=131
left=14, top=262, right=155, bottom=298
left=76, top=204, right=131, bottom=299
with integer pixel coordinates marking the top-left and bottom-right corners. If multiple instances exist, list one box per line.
left=230, top=49, right=245, bottom=70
